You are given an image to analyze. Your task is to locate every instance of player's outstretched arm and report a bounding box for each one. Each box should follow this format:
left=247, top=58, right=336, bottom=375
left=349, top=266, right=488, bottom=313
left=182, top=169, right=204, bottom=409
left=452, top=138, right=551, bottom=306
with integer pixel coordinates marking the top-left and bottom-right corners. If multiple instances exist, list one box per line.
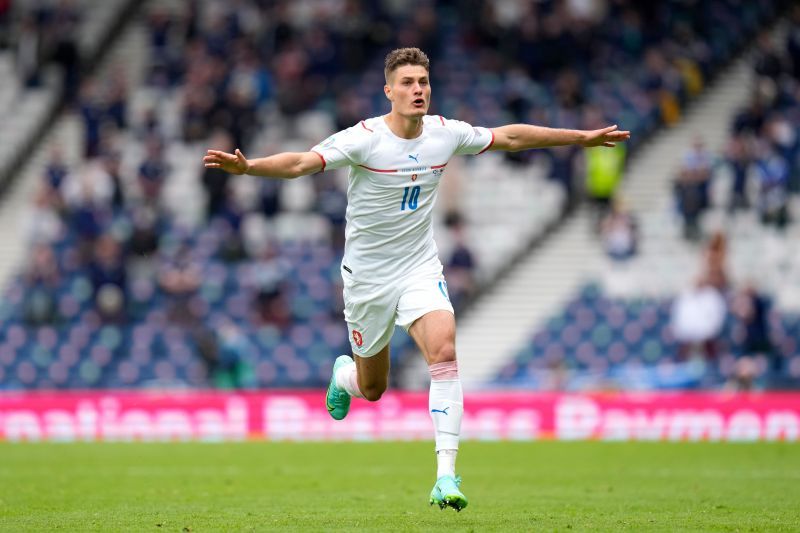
left=203, top=149, right=324, bottom=179
left=489, top=124, right=630, bottom=152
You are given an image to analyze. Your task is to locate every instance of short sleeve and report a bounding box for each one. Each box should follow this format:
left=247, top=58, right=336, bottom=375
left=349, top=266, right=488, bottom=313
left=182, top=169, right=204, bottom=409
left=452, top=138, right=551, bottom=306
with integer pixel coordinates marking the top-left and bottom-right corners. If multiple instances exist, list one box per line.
left=448, top=119, right=495, bottom=156
left=310, top=125, right=371, bottom=171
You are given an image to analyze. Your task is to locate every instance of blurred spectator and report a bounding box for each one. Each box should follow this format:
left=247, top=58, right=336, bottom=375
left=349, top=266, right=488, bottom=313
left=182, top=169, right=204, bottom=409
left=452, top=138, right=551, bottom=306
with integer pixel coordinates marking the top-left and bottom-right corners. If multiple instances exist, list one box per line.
left=585, top=143, right=626, bottom=229
left=670, top=278, right=726, bottom=361
left=443, top=210, right=477, bottom=311
left=753, top=147, right=790, bottom=229
left=724, top=134, right=753, bottom=210
left=158, top=243, right=201, bottom=325
left=145, top=4, right=186, bottom=87
left=753, top=30, right=784, bottom=81
left=214, top=215, right=248, bottom=264
left=101, top=151, right=126, bottom=209
left=600, top=197, right=638, bottom=262
left=138, top=135, right=169, bottom=202
left=105, top=71, right=128, bottom=130
left=334, top=93, right=369, bottom=132
left=23, top=244, right=60, bottom=325
left=89, top=235, right=128, bottom=323
left=546, top=145, right=580, bottom=207
left=43, top=146, right=69, bottom=192
left=313, top=174, right=347, bottom=250
left=764, top=115, right=797, bottom=183
left=27, top=184, right=64, bottom=245
left=62, top=159, right=115, bottom=208
left=51, top=18, right=80, bottom=103
left=216, top=74, right=259, bottom=149
left=259, top=177, right=282, bottom=218
left=731, top=283, right=775, bottom=375
left=208, top=320, right=256, bottom=389
left=14, top=15, right=43, bottom=87
left=127, top=205, right=163, bottom=259
left=181, top=80, right=215, bottom=142
left=201, top=131, right=234, bottom=220
left=732, top=97, right=767, bottom=135
left=642, top=48, right=684, bottom=126
left=673, top=232, right=730, bottom=360
left=675, top=136, right=714, bottom=241
left=78, top=82, right=106, bottom=158
left=702, top=231, right=729, bottom=292
left=252, top=241, right=291, bottom=328
left=135, top=108, right=164, bottom=141
left=727, top=356, right=759, bottom=391
left=61, top=164, right=114, bottom=261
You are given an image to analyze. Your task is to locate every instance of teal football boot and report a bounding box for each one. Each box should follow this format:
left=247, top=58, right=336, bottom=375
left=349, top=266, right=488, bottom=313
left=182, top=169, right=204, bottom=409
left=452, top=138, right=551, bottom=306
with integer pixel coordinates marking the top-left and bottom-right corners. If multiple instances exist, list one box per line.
left=326, top=355, right=353, bottom=420
left=429, top=475, right=468, bottom=511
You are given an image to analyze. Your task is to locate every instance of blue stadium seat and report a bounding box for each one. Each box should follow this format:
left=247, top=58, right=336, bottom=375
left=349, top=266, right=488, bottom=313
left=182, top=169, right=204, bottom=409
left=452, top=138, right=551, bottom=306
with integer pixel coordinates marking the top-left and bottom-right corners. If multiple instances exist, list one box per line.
left=495, top=284, right=800, bottom=390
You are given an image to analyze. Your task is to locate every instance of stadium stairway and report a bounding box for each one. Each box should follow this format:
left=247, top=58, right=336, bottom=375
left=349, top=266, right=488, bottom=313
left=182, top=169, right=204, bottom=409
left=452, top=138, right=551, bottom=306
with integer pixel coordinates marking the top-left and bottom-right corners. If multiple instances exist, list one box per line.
left=0, top=0, right=140, bottom=194
left=600, top=55, right=753, bottom=300
left=425, top=40, right=764, bottom=390
left=450, top=209, right=601, bottom=390
left=603, top=23, right=800, bottom=304
left=0, top=12, right=149, bottom=291
left=0, top=51, right=60, bottom=195
left=623, top=62, right=751, bottom=215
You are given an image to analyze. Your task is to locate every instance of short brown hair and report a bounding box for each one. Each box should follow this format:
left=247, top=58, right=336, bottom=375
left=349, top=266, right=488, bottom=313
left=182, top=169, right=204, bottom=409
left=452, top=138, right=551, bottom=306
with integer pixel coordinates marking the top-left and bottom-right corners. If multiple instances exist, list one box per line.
left=384, top=47, right=430, bottom=82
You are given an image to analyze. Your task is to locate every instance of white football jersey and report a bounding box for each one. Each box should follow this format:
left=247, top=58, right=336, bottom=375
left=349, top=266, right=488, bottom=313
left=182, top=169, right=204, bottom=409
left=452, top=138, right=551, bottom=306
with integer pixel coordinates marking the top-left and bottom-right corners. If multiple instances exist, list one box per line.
left=311, top=115, right=494, bottom=281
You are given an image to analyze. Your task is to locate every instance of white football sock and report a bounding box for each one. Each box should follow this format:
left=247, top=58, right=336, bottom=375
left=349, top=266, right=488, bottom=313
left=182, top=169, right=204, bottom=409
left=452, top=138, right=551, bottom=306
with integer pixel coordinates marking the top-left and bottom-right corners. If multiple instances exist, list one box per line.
left=334, top=359, right=364, bottom=398
left=437, top=449, right=458, bottom=479
left=429, top=360, right=463, bottom=478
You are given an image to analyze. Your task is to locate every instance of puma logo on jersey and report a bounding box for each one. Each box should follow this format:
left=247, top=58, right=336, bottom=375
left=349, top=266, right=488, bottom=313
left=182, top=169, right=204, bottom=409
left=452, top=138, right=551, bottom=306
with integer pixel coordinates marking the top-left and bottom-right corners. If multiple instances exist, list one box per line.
left=431, top=407, right=450, bottom=415
left=408, top=153, right=420, bottom=163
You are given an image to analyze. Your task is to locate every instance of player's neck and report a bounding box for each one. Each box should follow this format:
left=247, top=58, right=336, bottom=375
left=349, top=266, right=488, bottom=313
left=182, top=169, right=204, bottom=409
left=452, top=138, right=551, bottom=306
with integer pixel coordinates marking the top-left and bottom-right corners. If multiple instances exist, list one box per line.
left=383, top=112, right=424, bottom=140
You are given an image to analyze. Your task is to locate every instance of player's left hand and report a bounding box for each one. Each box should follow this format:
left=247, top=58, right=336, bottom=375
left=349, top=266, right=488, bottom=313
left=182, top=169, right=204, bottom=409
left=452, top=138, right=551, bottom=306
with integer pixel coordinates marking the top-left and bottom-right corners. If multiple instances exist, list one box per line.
left=580, top=125, right=631, bottom=148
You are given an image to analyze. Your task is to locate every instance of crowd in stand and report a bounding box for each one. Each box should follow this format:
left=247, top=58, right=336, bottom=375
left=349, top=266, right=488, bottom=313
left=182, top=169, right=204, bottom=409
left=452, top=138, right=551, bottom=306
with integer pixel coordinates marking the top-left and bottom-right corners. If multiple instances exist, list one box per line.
left=1, top=0, right=82, bottom=100
left=672, top=9, right=800, bottom=390
left=495, top=3, right=799, bottom=392
left=675, top=9, right=800, bottom=239
left=2, top=0, right=790, bottom=389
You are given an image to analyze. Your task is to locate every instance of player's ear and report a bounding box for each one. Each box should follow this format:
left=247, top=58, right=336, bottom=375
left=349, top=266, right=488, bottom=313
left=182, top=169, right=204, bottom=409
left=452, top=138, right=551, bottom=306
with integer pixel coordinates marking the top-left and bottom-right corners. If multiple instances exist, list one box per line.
left=384, top=84, right=392, bottom=102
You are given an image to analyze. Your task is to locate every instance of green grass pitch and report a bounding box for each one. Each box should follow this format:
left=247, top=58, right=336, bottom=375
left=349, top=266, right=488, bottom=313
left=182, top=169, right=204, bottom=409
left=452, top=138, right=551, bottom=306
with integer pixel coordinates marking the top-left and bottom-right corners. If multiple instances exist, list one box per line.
left=1, top=441, right=798, bottom=531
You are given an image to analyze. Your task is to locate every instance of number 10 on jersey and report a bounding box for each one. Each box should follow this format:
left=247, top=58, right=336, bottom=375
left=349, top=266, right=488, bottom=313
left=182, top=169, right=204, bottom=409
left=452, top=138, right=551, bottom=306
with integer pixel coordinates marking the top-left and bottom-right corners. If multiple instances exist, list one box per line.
left=400, top=185, right=421, bottom=211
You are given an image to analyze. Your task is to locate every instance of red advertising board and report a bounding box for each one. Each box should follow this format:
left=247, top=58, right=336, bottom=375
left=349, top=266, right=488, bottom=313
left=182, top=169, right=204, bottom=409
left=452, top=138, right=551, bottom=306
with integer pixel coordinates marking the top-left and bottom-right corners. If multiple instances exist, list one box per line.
left=0, top=391, right=798, bottom=441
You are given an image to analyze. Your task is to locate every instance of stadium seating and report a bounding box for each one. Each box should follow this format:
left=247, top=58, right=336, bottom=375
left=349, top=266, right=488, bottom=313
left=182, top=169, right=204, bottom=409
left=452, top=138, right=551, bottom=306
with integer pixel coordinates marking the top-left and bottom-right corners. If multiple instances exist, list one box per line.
left=498, top=11, right=800, bottom=391
left=0, top=0, right=136, bottom=190
left=494, top=284, right=800, bottom=390
left=0, top=0, right=790, bottom=389
left=0, top=222, right=416, bottom=390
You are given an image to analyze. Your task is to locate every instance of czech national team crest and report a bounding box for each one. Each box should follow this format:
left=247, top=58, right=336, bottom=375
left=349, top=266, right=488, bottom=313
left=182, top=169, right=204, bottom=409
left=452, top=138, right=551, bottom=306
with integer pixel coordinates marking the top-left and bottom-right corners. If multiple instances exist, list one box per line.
left=352, top=330, right=363, bottom=347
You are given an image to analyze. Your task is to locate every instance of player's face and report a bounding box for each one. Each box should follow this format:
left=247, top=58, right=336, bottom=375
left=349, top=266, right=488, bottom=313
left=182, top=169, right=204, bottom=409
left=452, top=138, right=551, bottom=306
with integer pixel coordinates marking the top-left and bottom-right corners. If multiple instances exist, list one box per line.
left=385, top=65, right=431, bottom=118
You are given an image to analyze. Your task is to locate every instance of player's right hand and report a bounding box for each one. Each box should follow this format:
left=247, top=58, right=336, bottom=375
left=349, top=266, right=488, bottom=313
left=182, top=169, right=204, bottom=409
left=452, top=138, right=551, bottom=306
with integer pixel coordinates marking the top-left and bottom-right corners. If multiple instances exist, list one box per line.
left=203, top=148, right=249, bottom=175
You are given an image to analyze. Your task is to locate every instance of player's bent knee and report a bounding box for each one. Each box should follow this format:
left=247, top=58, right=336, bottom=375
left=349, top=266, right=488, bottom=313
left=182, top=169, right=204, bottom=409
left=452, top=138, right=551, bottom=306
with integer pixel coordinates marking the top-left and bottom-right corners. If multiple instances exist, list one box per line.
left=360, top=382, right=387, bottom=402
left=430, top=343, right=457, bottom=364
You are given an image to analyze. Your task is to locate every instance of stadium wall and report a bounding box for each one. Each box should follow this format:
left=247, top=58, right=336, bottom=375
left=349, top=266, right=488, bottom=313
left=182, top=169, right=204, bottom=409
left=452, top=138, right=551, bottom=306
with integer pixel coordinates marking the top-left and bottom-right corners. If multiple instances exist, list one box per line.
left=1, top=391, right=799, bottom=442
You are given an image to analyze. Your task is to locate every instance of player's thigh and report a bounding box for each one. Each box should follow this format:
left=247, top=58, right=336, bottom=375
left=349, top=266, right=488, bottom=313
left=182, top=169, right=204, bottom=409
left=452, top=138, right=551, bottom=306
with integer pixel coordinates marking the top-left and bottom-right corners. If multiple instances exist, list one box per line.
left=408, top=310, right=456, bottom=365
left=343, top=276, right=398, bottom=358
left=397, top=275, right=456, bottom=365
